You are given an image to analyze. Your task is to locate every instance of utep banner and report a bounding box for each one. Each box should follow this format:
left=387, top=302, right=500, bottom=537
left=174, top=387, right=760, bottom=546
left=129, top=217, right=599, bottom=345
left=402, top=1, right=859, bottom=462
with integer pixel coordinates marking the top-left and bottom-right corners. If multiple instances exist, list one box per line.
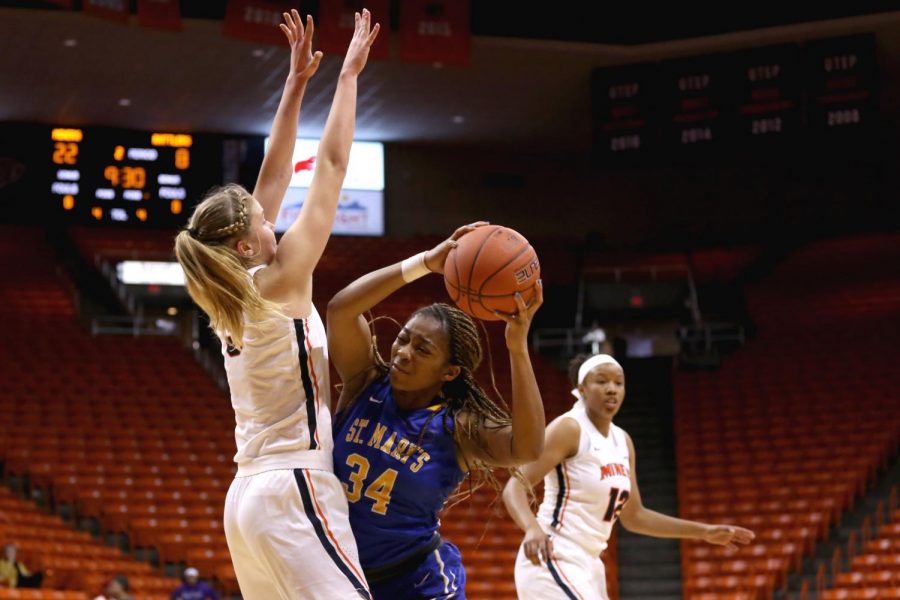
left=271, top=138, right=385, bottom=236
left=137, top=0, right=182, bottom=31
left=284, top=139, right=384, bottom=190
left=317, top=0, right=390, bottom=60
left=399, top=0, right=470, bottom=66
left=224, top=0, right=296, bottom=46
left=276, top=189, right=384, bottom=236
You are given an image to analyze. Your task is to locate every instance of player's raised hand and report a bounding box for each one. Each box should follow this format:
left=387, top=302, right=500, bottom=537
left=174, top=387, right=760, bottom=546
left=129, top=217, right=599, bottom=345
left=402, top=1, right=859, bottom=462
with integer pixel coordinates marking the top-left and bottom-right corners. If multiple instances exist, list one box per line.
left=341, top=8, right=381, bottom=77
left=424, top=221, right=489, bottom=274
left=494, top=280, right=543, bottom=351
left=280, top=9, right=322, bottom=82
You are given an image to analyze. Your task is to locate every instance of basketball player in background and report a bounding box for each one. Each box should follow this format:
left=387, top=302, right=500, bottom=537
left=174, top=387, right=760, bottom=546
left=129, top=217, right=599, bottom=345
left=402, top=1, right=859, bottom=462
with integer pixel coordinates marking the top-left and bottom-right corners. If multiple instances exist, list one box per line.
left=326, top=223, right=545, bottom=599
left=503, top=353, right=755, bottom=599
left=174, top=9, right=379, bottom=599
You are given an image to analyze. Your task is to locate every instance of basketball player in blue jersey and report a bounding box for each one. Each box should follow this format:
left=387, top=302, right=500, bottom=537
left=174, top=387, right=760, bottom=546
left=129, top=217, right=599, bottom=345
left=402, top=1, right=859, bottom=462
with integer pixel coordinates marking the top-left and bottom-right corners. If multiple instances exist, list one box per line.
left=175, top=9, right=379, bottom=599
left=326, top=223, right=546, bottom=599
left=503, top=354, right=755, bottom=600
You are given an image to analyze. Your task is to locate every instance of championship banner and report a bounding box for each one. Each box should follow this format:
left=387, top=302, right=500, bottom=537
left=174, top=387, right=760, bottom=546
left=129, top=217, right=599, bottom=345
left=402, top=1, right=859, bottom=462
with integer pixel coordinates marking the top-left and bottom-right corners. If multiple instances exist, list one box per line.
left=317, top=0, right=390, bottom=60
left=399, top=0, right=470, bottom=66
left=224, top=0, right=295, bottom=46
left=137, top=0, right=182, bottom=31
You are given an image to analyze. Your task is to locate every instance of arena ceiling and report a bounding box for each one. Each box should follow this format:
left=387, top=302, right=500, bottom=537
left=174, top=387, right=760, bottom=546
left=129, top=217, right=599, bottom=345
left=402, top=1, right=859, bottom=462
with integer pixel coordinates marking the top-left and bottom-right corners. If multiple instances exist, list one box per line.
left=2, top=3, right=900, bottom=150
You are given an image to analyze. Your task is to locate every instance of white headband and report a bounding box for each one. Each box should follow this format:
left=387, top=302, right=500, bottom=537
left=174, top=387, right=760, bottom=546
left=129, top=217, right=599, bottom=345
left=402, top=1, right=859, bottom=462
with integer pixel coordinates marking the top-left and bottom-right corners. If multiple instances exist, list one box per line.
left=570, top=354, right=622, bottom=401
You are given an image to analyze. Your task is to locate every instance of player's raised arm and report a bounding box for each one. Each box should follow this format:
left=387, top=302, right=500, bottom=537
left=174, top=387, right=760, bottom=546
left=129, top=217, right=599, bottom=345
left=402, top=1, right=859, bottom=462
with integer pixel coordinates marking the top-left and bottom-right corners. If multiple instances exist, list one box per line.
left=265, top=10, right=379, bottom=310
left=253, top=9, right=322, bottom=222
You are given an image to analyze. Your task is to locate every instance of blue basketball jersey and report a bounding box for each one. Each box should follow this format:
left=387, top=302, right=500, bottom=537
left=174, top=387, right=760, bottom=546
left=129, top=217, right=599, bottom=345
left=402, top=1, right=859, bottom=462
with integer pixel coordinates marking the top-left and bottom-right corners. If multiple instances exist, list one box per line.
left=333, top=375, right=466, bottom=570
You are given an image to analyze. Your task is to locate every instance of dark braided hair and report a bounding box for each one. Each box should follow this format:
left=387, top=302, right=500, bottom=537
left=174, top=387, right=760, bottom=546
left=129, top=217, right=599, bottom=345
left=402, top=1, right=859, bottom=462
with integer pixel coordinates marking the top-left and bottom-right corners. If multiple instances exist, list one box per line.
left=372, top=303, right=518, bottom=501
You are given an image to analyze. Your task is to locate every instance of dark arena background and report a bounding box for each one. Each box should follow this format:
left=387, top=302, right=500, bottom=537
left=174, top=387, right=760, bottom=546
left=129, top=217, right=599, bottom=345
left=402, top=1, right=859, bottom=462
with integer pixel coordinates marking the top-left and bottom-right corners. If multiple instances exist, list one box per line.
left=1, top=2, right=899, bottom=599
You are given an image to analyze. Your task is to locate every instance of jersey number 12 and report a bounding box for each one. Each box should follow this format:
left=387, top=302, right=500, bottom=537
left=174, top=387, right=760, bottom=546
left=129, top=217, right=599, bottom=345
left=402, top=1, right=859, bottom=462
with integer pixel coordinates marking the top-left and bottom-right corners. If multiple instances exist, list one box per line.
left=603, top=487, right=630, bottom=522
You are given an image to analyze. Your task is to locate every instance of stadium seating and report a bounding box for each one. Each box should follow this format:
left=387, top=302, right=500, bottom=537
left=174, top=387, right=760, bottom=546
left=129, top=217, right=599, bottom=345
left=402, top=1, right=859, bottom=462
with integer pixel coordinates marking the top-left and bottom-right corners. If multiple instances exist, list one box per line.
left=2, top=226, right=609, bottom=598
left=677, top=235, right=900, bottom=599
left=0, top=486, right=179, bottom=598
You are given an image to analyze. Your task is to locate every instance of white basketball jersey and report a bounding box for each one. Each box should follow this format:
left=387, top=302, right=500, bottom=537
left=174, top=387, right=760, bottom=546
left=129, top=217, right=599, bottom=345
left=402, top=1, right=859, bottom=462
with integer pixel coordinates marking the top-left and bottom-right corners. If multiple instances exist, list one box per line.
left=536, top=403, right=632, bottom=557
left=223, top=266, right=332, bottom=476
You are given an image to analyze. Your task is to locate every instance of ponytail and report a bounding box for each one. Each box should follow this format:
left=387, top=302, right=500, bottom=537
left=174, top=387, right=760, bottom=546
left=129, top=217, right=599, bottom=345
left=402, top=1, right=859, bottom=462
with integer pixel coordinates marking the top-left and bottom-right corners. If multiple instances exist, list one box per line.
left=174, top=184, right=281, bottom=348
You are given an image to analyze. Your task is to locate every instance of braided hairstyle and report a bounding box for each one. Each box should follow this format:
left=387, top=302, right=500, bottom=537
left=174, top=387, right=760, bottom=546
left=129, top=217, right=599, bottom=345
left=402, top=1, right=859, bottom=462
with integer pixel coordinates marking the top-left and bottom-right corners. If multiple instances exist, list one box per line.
left=373, top=302, right=517, bottom=501
left=174, top=184, right=279, bottom=349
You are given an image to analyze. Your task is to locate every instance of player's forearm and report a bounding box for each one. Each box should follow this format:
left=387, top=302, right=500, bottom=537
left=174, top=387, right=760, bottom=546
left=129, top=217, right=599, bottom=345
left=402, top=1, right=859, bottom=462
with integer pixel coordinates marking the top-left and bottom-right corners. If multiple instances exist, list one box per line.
left=316, top=72, right=358, bottom=173
left=256, top=77, right=307, bottom=213
left=507, top=350, right=544, bottom=463
left=502, top=477, right=541, bottom=534
left=328, top=262, right=410, bottom=319
left=622, top=507, right=708, bottom=539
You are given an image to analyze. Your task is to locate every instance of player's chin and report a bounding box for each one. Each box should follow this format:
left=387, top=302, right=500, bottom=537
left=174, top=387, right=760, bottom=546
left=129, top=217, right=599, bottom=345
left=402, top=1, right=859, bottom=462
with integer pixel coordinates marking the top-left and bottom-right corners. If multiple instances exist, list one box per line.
left=388, top=365, right=408, bottom=388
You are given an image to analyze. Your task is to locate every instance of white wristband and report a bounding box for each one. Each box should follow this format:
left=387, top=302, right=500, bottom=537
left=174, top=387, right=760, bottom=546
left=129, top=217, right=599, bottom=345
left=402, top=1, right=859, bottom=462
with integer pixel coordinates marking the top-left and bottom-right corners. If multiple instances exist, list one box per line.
left=401, top=252, right=431, bottom=283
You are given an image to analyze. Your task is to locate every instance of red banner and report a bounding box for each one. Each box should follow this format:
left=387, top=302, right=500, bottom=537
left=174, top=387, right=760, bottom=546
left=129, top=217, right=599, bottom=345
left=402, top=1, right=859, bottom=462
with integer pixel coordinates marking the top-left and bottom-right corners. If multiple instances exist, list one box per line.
left=317, top=0, right=390, bottom=60
left=83, top=0, right=129, bottom=23
left=137, top=0, right=182, bottom=31
left=223, top=0, right=296, bottom=46
left=399, top=0, right=470, bottom=66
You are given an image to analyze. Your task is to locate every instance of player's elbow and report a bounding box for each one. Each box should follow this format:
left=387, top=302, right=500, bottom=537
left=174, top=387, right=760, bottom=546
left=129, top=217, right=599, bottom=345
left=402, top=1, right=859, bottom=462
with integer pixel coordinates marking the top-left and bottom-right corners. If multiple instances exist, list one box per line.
left=501, top=479, right=516, bottom=505
left=327, top=291, right=350, bottom=315
left=510, top=439, right=543, bottom=464
left=500, top=477, right=526, bottom=514
left=618, top=505, right=643, bottom=532
left=315, top=154, right=349, bottom=178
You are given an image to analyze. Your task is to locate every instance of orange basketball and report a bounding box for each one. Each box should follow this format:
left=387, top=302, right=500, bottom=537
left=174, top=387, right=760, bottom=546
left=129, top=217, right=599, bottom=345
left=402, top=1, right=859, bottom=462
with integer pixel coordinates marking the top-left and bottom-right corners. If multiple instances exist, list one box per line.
left=443, top=225, right=541, bottom=321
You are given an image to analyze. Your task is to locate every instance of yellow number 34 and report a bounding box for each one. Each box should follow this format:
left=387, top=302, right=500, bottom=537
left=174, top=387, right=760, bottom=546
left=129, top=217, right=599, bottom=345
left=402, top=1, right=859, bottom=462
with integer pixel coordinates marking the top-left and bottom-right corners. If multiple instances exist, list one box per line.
left=343, top=454, right=398, bottom=515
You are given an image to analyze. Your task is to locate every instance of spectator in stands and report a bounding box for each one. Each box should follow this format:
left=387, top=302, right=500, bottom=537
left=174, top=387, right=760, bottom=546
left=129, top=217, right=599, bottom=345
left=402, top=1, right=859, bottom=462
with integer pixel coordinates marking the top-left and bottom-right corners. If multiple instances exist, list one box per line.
left=93, top=574, right=134, bottom=600
left=171, top=567, right=218, bottom=600
left=174, top=9, right=379, bottom=600
left=0, top=543, right=44, bottom=588
left=503, top=353, right=756, bottom=600
left=327, top=224, right=545, bottom=599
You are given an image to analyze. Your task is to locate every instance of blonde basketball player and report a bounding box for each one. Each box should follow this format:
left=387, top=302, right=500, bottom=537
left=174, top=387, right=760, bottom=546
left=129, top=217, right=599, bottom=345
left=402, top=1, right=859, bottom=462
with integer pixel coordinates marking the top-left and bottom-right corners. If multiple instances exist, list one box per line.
left=503, top=354, right=755, bottom=600
left=174, top=9, right=379, bottom=599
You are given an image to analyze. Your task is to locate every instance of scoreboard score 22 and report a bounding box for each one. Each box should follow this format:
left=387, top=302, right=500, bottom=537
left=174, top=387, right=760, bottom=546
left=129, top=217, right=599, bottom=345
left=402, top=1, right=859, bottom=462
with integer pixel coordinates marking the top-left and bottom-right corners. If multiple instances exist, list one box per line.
left=49, top=126, right=210, bottom=226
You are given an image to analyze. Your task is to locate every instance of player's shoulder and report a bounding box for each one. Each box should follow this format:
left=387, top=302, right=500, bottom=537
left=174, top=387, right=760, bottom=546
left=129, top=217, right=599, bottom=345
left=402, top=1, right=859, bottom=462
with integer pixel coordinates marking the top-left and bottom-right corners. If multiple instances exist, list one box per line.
left=611, top=423, right=632, bottom=444
left=549, top=412, right=583, bottom=435
left=543, top=412, right=583, bottom=459
left=548, top=403, right=587, bottom=436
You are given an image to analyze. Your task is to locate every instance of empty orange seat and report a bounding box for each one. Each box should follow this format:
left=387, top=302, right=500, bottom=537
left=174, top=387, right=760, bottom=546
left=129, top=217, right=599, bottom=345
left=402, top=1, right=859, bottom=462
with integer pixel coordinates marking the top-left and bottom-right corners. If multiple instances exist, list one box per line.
left=215, top=562, right=240, bottom=597
left=687, top=594, right=755, bottom=600
left=821, top=589, right=881, bottom=600
left=0, top=592, right=90, bottom=600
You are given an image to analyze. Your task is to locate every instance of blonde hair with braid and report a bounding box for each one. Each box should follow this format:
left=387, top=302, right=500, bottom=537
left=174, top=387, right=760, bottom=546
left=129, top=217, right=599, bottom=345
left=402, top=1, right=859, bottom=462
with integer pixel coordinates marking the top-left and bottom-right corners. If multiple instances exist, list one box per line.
left=174, top=184, right=280, bottom=349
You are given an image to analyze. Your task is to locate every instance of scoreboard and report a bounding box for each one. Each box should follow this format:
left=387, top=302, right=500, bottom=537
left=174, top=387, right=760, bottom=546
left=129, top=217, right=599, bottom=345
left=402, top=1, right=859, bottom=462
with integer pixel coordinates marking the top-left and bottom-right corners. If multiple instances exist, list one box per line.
left=48, top=127, right=209, bottom=226
left=593, top=34, right=877, bottom=163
